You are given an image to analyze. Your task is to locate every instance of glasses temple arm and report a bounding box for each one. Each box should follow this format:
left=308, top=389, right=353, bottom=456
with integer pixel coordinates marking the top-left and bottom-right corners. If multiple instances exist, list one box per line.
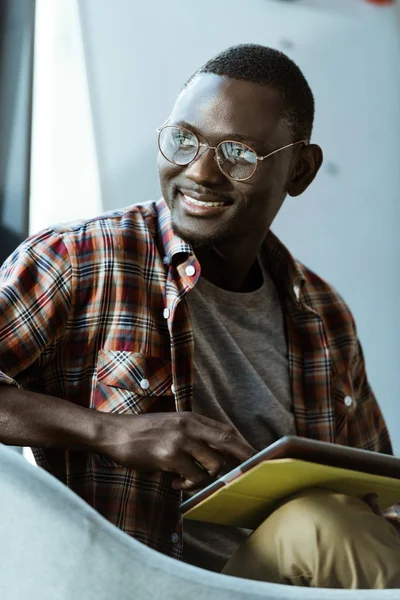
left=258, top=140, right=308, bottom=161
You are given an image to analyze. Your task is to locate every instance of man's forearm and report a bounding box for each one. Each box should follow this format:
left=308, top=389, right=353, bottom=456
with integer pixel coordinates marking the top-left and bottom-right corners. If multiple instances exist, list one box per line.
left=0, top=385, right=103, bottom=452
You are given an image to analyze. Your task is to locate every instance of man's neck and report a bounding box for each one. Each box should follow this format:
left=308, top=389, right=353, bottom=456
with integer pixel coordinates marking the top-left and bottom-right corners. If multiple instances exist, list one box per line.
left=194, top=239, right=265, bottom=293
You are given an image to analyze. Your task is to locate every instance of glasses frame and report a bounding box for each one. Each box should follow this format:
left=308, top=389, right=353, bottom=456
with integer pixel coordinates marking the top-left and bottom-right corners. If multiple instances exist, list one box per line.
left=157, top=123, right=307, bottom=182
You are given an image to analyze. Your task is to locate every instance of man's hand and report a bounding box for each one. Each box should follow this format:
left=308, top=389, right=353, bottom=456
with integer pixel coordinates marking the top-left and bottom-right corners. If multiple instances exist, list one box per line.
left=362, top=494, right=400, bottom=536
left=362, top=493, right=383, bottom=516
left=97, top=411, right=256, bottom=490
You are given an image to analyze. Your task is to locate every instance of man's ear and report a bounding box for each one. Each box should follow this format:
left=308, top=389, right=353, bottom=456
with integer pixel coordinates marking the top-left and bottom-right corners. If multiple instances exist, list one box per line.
left=287, top=144, right=323, bottom=197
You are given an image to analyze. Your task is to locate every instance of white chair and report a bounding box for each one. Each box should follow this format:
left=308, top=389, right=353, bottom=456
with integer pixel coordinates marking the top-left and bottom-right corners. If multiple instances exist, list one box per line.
left=0, top=444, right=398, bottom=600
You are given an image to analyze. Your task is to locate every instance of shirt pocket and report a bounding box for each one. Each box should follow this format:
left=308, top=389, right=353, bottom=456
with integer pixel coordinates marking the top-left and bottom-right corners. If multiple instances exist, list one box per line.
left=92, top=349, right=175, bottom=415
left=91, top=350, right=175, bottom=467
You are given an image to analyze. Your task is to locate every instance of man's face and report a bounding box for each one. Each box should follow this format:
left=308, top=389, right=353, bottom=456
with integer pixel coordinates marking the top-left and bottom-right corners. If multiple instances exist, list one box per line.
left=158, top=74, right=304, bottom=248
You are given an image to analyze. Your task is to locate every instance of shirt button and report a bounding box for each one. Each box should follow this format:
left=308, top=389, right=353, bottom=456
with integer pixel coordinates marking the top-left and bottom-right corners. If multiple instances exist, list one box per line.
left=171, top=533, right=179, bottom=544
left=140, top=378, right=150, bottom=390
left=171, top=384, right=176, bottom=395
left=185, top=265, right=196, bottom=277
left=344, top=395, right=353, bottom=407
left=163, top=308, right=170, bottom=319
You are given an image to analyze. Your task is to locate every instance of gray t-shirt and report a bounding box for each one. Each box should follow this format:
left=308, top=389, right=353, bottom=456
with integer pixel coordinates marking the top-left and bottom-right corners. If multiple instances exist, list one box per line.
left=182, top=262, right=296, bottom=572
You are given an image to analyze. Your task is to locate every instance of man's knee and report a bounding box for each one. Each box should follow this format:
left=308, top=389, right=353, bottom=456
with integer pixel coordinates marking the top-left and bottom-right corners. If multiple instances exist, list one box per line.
left=270, top=488, right=362, bottom=542
left=224, top=489, right=342, bottom=583
left=262, top=488, right=399, bottom=565
left=269, top=488, right=400, bottom=587
left=224, top=488, right=400, bottom=588
left=256, top=488, right=354, bottom=575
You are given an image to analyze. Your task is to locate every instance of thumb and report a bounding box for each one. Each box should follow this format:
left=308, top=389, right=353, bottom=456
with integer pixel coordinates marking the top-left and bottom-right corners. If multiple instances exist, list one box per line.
left=362, top=493, right=383, bottom=516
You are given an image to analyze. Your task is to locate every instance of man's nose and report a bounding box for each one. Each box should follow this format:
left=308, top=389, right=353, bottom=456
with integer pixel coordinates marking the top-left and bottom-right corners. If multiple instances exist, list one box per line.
left=184, top=147, right=225, bottom=186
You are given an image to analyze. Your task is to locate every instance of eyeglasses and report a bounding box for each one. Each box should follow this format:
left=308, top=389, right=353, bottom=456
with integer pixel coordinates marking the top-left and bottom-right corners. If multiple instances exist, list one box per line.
left=157, top=123, right=307, bottom=182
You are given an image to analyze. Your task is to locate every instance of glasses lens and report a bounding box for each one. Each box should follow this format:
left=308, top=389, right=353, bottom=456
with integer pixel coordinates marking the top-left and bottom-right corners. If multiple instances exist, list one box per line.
left=216, top=141, right=257, bottom=180
left=158, top=126, right=198, bottom=166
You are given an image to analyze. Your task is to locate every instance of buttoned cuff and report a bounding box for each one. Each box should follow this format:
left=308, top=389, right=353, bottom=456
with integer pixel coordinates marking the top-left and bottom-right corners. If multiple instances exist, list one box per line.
left=384, top=504, right=400, bottom=523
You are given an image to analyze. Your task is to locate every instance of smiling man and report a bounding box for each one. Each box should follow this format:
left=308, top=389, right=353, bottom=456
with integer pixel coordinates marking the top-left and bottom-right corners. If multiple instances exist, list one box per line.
left=0, top=44, right=400, bottom=589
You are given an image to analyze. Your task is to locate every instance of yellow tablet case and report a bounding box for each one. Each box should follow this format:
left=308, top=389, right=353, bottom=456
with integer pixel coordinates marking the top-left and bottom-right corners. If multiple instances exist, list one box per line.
left=183, top=459, right=400, bottom=529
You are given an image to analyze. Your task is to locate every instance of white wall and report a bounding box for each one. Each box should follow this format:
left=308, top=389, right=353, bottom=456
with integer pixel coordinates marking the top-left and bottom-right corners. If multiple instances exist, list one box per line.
left=31, top=0, right=400, bottom=451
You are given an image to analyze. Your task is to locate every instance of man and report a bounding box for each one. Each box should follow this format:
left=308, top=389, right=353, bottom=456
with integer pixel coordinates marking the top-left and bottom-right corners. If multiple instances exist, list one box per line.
left=0, top=44, right=399, bottom=588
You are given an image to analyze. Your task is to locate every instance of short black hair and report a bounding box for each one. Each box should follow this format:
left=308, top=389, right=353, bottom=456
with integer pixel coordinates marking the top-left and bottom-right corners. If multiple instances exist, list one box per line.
left=185, top=44, right=314, bottom=141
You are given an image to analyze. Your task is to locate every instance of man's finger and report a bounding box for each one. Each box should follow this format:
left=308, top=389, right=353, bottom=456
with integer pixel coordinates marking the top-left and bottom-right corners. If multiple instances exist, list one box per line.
left=172, top=475, right=211, bottom=491
left=190, top=417, right=256, bottom=462
left=171, top=453, right=210, bottom=490
left=185, top=438, right=225, bottom=477
left=362, top=493, right=383, bottom=516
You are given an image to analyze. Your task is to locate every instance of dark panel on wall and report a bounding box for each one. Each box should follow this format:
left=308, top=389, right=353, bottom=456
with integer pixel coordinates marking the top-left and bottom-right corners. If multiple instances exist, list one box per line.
left=0, top=0, right=35, bottom=264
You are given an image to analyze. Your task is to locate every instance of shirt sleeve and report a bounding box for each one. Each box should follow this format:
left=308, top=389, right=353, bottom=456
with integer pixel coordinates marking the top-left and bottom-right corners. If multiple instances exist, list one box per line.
left=0, top=229, right=72, bottom=387
left=348, top=336, right=392, bottom=454
left=347, top=319, right=400, bottom=524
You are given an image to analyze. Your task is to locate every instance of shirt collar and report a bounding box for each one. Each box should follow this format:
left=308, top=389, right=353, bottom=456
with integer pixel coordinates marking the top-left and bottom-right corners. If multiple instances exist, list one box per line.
left=262, top=230, right=307, bottom=306
left=156, top=198, right=192, bottom=264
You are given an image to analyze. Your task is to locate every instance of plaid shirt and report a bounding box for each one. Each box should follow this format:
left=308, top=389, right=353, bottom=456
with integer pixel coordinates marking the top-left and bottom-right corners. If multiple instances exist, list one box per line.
left=0, top=199, right=398, bottom=558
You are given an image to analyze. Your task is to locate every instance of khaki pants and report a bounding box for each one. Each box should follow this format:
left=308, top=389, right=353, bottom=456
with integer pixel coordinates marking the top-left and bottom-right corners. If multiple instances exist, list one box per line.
left=222, top=489, right=400, bottom=589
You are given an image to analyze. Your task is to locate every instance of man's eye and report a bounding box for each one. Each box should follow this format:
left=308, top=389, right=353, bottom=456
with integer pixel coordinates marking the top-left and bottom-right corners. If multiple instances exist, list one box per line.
left=174, top=133, right=195, bottom=146
left=232, top=147, right=245, bottom=158
left=226, top=143, right=253, bottom=161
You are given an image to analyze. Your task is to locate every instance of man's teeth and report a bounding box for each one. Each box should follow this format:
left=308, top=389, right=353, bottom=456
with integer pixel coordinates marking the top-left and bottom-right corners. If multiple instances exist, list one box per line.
left=183, top=194, right=225, bottom=208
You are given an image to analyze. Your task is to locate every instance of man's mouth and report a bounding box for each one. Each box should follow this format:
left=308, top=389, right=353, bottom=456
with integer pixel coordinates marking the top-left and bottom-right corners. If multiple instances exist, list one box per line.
left=182, top=193, right=226, bottom=208
left=176, top=190, right=233, bottom=217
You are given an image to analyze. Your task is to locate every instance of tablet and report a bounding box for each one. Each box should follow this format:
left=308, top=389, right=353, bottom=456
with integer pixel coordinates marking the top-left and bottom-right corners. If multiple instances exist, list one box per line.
left=179, top=436, right=400, bottom=526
